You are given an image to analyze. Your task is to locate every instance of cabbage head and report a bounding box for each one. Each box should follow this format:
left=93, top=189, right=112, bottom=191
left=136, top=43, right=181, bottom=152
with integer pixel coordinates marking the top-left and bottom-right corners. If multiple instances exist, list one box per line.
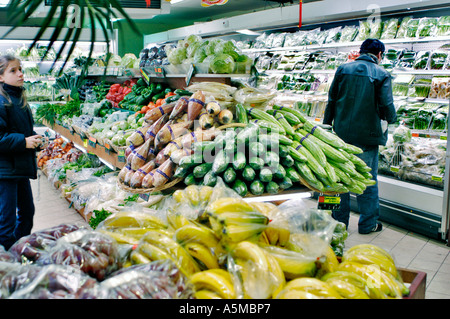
left=393, top=125, right=412, bottom=143
left=168, top=47, right=187, bottom=65
left=185, top=34, right=202, bottom=46
left=209, top=53, right=236, bottom=74
left=193, top=46, right=208, bottom=63
left=205, top=38, right=223, bottom=56
left=214, top=40, right=240, bottom=60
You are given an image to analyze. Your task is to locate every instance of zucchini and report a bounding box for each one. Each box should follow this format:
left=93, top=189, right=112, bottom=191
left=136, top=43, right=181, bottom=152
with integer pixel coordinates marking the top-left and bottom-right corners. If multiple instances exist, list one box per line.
left=242, top=165, right=256, bottom=182
left=249, top=141, right=266, bottom=157
left=259, top=168, right=273, bottom=183
left=293, top=131, right=327, bottom=167
left=273, top=113, right=295, bottom=136
left=249, top=180, right=265, bottom=196
left=236, top=124, right=259, bottom=146
left=250, top=119, right=282, bottom=134
left=279, top=176, right=293, bottom=190
left=298, top=129, right=347, bottom=163
left=272, top=104, right=307, bottom=123
left=212, top=149, right=229, bottom=175
left=265, top=181, right=279, bottom=194
left=203, top=170, right=217, bottom=187
left=184, top=173, right=197, bottom=186
left=223, top=166, right=237, bottom=184
left=232, top=152, right=247, bottom=171
left=287, top=145, right=307, bottom=163
left=173, top=165, right=192, bottom=179
left=343, top=143, right=364, bottom=155
left=292, top=141, right=328, bottom=179
left=281, top=154, right=295, bottom=167
left=174, top=89, right=193, bottom=96
left=258, top=134, right=279, bottom=150
left=279, top=144, right=289, bottom=158
left=302, top=120, right=346, bottom=149
left=267, top=109, right=302, bottom=126
left=285, top=167, right=301, bottom=183
left=332, top=165, right=353, bottom=185
left=193, top=162, right=213, bottom=179
left=232, top=179, right=248, bottom=197
left=328, top=158, right=358, bottom=178
left=325, top=162, right=339, bottom=184
left=272, top=163, right=286, bottom=180
left=235, top=103, right=248, bottom=124
left=246, top=106, right=286, bottom=133
left=343, top=180, right=364, bottom=194
left=264, top=151, right=280, bottom=167
left=249, top=157, right=265, bottom=171
left=295, top=162, right=325, bottom=192
left=179, top=152, right=203, bottom=169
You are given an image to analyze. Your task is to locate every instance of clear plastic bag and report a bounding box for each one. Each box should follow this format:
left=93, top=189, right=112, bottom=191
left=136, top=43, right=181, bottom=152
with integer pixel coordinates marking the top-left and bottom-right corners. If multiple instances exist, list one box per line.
left=37, top=230, right=121, bottom=281
left=0, top=246, right=16, bottom=263
left=8, top=223, right=85, bottom=264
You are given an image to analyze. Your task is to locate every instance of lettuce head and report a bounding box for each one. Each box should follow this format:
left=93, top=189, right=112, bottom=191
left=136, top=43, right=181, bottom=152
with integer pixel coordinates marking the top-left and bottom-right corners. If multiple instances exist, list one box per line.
left=209, top=53, right=236, bottom=74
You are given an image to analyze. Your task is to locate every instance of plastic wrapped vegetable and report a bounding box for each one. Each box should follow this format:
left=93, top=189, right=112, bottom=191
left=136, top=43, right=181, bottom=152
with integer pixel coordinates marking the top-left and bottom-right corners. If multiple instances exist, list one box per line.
left=436, top=16, right=450, bottom=36
left=416, top=17, right=438, bottom=37
left=381, top=18, right=399, bottom=39
left=413, top=51, right=430, bottom=70
left=0, top=246, right=15, bottom=263
left=393, top=125, right=412, bottom=143
left=339, top=25, right=358, bottom=42
left=209, top=53, right=236, bottom=74
left=356, top=20, right=370, bottom=41
left=167, top=46, right=187, bottom=65
left=368, top=20, right=383, bottom=39
left=396, top=16, right=412, bottom=38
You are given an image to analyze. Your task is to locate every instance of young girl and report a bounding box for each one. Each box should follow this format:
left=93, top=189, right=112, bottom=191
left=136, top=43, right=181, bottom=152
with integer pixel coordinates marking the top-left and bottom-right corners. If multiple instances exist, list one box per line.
left=0, top=55, right=46, bottom=250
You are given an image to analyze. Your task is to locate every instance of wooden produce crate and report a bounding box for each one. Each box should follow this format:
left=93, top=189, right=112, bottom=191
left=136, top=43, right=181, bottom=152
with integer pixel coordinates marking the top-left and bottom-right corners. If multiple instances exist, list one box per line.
left=399, top=268, right=427, bottom=299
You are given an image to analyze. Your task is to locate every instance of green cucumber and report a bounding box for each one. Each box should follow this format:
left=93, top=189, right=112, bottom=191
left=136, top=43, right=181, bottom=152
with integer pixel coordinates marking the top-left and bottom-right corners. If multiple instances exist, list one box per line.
left=292, top=141, right=328, bottom=179
left=250, top=119, right=282, bottom=134
left=233, top=152, right=247, bottom=171
left=179, top=152, right=203, bottom=169
left=249, top=180, right=265, bottom=196
left=236, top=124, right=259, bottom=146
left=249, top=141, right=266, bottom=157
left=203, top=170, right=217, bottom=187
left=193, top=162, right=213, bottom=179
left=223, top=166, right=237, bottom=184
left=249, top=157, right=265, bottom=171
left=279, top=176, right=293, bottom=190
left=281, top=154, right=295, bottom=167
left=272, top=104, right=307, bottom=123
left=259, top=168, right=273, bottom=183
left=286, top=167, right=301, bottom=183
left=272, top=163, right=286, bottom=180
left=298, top=128, right=347, bottom=163
left=235, top=103, right=248, bottom=124
left=242, top=165, right=256, bottom=182
left=279, top=144, right=289, bottom=158
left=184, top=173, right=197, bottom=186
left=265, top=181, right=279, bottom=194
left=264, top=151, right=280, bottom=167
left=173, top=165, right=192, bottom=179
left=232, top=179, right=248, bottom=197
left=293, top=131, right=327, bottom=167
left=212, top=149, right=229, bottom=175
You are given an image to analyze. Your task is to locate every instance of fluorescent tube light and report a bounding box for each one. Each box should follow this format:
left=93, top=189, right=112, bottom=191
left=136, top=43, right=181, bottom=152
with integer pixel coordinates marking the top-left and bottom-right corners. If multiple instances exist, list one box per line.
left=236, top=29, right=261, bottom=36
left=243, top=191, right=312, bottom=203
left=171, top=0, right=186, bottom=4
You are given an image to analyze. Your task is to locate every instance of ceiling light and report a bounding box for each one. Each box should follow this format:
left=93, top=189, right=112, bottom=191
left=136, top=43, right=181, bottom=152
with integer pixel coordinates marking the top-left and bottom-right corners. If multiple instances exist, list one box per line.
left=170, top=0, right=186, bottom=4
left=236, top=29, right=261, bottom=36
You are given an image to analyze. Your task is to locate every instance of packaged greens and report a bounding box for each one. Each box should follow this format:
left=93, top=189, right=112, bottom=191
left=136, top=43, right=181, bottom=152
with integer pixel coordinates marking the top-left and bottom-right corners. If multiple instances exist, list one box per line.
left=413, top=51, right=430, bottom=70
left=436, top=16, right=450, bottom=36
left=356, top=20, right=370, bottom=41
left=416, top=17, right=438, bottom=37
left=430, top=51, right=448, bottom=70
left=271, top=32, right=287, bottom=48
left=324, top=26, right=342, bottom=43
left=339, top=25, right=359, bottom=42
left=405, top=18, right=420, bottom=37
left=381, top=18, right=399, bottom=39
left=396, top=16, right=412, bottom=38
left=368, top=20, right=384, bottom=39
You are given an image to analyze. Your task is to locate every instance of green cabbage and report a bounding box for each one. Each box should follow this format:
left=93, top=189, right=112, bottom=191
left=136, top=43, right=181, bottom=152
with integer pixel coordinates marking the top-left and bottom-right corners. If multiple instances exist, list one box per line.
left=120, top=53, right=138, bottom=68
left=205, top=38, right=223, bottom=56
left=214, top=40, right=240, bottom=60
left=168, top=47, right=187, bottom=65
left=209, top=53, right=236, bottom=74
left=393, top=125, right=412, bottom=143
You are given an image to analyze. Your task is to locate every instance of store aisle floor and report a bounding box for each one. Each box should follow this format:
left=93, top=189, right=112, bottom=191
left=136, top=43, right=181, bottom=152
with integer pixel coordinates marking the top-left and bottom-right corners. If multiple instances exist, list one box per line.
left=30, top=170, right=450, bottom=299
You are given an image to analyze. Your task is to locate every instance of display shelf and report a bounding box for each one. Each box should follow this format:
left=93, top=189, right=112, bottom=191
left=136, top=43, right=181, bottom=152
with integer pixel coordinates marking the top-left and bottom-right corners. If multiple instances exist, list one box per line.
left=43, top=121, right=125, bottom=170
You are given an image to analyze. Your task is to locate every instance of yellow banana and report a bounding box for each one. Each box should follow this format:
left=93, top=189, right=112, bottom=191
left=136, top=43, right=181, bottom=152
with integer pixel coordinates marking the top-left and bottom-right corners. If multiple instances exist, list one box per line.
left=208, top=215, right=223, bottom=234
left=184, top=242, right=220, bottom=270
left=338, top=261, right=392, bottom=298
left=222, top=223, right=267, bottom=243
left=248, top=202, right=278, bottom=216
left=118, top=227, right=173, bottom=238
left=277, top=228, right=290, bottom=247
left=102, top=211, right=168, bottom=229
left=342, top=251, right=399, bottom=278
left=96, top=229, right=140, bottom=245
left=276, top=289, right=321, bottom=299
left=175, top=224, right=221, bottom=250
left=172, top=189, right=189, bottom=204
left=265, top=250, right=286, bottom=298
left=263, top=245, right=316, bottom=280
left=130, top=250, right=152, bottom=265
left=264, top=226, right=279, bottom=246
left=216, top=211, right=269, bottom=226
left=234, top=258, right=272, bottom=299
left=346, top=244, right=395, bottom=264
left=206, top=197, right=255, bottom=215
left=379, top=270, right=404, bottom=299
left=321, top=270, right=384, bottom=299
left=282, top=277, right=342, bottom=299
left=258, top=230, right=270, bottom=245
left=167, top=212, right=192, bottom=230
left=141, top=230, right=201, bottom=276
left=323, top=277, right=370, bottom=299
left=233, top=241, right=270, bottom=272
left=316, top=245, right=339, bottom=276
left=199, top=186, right=213, bottom=203
left=189, top=269, right=236, bottom=299
left=185, top=184, right=200, bottom=206
left=138, top=242, right=176, bottom=262
left=194, top=289, right=223, bottom=299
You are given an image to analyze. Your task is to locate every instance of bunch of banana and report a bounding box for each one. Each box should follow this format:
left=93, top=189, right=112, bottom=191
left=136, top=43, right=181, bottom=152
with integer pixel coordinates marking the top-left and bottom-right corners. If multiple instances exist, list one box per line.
left=166, top=211, right=192, bottom=231
left=172, top=185, right=213, bottom=209
left=174, top=223, right=226, bottom=269
left=191, top=269, right=237, bottom=299
left=206, top=197, right=270, bottom=245
left=338, top=244, right=409, bottom=298
left=261, top=244, right=317, bottom=280
left=276, top=277, right=342, bottom=299
left=130, top=229, right=201, bottom=277
left=315, top=245, right=340, bottom=277
left=320, top=271, right=381, bottom=299
left=231, top=241, right=285, bottom=299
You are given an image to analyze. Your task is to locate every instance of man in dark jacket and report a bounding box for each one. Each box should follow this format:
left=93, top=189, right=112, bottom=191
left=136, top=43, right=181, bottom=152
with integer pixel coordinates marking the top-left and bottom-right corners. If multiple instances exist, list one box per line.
left=323, top=39, right=397, bottom=234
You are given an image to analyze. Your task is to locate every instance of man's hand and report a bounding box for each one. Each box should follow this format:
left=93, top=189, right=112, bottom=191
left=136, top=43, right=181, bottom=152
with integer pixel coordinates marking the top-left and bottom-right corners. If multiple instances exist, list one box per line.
left=25, top=135, right=43, bottom=149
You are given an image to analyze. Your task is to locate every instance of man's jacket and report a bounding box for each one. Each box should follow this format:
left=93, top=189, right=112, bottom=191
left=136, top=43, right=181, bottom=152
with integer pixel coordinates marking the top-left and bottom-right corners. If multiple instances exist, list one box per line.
left=0, top=87, right=37, bottom=180
left=323, top=54, right=397, bottom=147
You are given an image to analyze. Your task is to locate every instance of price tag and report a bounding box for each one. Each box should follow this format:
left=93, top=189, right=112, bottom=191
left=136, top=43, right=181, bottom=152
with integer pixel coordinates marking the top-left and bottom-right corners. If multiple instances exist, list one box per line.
left=139, top=193, right=150, bottom=201
left=185, top=63, right=196, bottom=86
left=431, top=174, right=443, bottom=182
left=118, top=149, right=126, bottom=163
left=317, top=195, right=341, bottom=210
left=154, top=66, right=165, bottom=78
left=390, top=166, right=400, bottom=173
left=440, top=135, right=447, bottom=141
left=140, top=68, right=150, bottom=84
left=88, top=136, right=97, bottom=148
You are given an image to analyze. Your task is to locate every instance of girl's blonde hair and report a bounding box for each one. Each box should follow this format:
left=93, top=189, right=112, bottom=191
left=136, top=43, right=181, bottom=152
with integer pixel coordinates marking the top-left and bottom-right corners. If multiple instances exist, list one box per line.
left=0, top=54, right=27, bottom=107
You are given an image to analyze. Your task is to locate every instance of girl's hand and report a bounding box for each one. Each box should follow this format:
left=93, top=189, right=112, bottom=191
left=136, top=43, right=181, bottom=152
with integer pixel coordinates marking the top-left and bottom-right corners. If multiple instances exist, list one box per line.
left=25, top=135, right=43, bottom=149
